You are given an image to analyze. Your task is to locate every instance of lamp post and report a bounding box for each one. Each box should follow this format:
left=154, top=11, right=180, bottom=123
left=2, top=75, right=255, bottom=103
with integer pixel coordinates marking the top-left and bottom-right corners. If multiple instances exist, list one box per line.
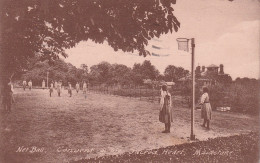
left=176, top=37, right=196, bottom=140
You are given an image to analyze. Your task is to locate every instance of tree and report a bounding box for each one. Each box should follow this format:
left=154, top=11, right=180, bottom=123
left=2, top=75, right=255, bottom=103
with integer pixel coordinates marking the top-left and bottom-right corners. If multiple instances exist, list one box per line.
left=111, top=64, right=132, bottom=85
left=0, top=0, right=180, bottom=83
left=141, top=60, right=160, bottom=80
left=164, top=65, right=189, bottom=82
left=89, top=62, right=113, bottom=83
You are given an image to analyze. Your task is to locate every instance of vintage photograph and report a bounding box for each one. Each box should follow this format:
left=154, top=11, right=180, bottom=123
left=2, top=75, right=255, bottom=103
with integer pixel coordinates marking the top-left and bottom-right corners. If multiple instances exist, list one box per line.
left=0, top=0, right=259, bottom=162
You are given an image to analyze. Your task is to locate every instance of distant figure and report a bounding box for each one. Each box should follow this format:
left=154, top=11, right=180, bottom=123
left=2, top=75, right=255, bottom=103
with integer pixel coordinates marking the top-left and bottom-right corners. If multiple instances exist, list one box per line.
left=83, top=81, right=87, bottom=99
left=68, top=82, right=72, bottom=97
left=49, top=82, right=54, bottom=97
left=57, top=81, right=61, bottom=97
left=54, top=81, right=57, bottom=89
left=159, top=85, right=173, bottom=133
left=42, top=80, right=46, bottom=89
left=200, top=87, right=212, bottom=130
left=22, top=80, right=27, bottom=90
left=2, top=80, right=14, bottom=113
left=76, top=82, right=80, bottom=93
left=28, top=80, right=32, bottom=90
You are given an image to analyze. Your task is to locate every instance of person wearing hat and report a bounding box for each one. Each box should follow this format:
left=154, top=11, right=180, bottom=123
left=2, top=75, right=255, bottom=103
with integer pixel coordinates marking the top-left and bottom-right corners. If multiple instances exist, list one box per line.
left=159, top=85, right=173, bottom=133
left=200, top=87, right=212, bottom=130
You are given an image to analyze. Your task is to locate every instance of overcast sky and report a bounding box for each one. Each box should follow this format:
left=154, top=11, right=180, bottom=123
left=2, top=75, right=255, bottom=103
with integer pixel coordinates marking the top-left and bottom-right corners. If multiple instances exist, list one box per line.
left=65, top=0, right=260, bottom=79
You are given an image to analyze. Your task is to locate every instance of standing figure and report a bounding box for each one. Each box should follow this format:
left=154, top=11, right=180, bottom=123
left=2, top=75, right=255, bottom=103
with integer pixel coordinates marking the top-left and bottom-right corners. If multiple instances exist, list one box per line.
left=57, top=81, right=61, bottom=97
left=76, top=82, right=80, bottom=93
left=28, top=80, right=32, bottom=90
left=54, top=81, right=58, bottom=89
left=200, top=87, right=212, bottom=130
left=2, top=80, right=14, bottom=113
left=159, top=85, right=173, bottom=133
left=68, top=82, right=72, bottom=97
left=22, top=80, right=27, bottom=90
left=49, top=82, right=54, bottom=97
left=83, top=81, right=87, bottom=99
left=42, top=80, right=46, bottom=89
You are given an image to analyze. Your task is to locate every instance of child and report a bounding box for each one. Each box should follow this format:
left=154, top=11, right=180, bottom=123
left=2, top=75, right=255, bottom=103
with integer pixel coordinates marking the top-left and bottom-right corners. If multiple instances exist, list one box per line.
left=159, top=85, right=173, bottom=133
left=83, top=81, right=87, bottom=99
left=200, top=87, right=212, bottom=130
left=68, top=82, right=72, bottom=97
left=76, top=82, right=80, bottom=93
left=28, top=80, right=32, bottom=90
left=42, top=80, right=46, bottom=89
left=22, top=80, right=27, bottom=90
left=49, top=82, right=54, bottom=97
left=57, top=81, right=61, bottom=97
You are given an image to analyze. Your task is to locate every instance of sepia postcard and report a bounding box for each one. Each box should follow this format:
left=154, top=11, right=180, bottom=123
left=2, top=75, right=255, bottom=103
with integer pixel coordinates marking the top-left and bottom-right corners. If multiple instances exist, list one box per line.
left=0, top=0, right=259, bottom=162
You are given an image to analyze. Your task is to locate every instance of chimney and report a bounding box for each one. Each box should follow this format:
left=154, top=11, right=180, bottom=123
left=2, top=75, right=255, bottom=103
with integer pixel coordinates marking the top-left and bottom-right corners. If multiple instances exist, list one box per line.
left=219, top=64, right=224, bottom=74
left=196, top=66, right=201, bottom=73
left=202, top=66, right=205, bottom=72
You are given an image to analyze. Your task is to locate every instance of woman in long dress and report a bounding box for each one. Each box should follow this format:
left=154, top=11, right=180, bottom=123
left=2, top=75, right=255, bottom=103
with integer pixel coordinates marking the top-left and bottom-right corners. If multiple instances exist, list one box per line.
left=83, top=82, right=87, bottom=99
left=28, top=80, right=32, bottom=90
left=200, top=87, right=212, bottom=130
left=42, top=80, right=45, bottom=89
left=159, top=85, right=173, bottom=133
left=76, top=82, right=80, bottom=93
left=68, top=82, right=72, bottom=97
left=57, top=81, right=61, bottom=97
left=2, top=80, right=14, bottom=113
left=49, top=82, right=54, bottom=97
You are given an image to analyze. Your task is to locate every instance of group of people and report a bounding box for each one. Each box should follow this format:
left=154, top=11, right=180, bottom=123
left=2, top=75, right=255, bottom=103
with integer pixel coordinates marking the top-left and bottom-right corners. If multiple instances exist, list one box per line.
left=22, top=80, right=32, bottom=90
left=48, top=81, right=88, bottom=98
left=22, top=79, right=89, bottom=98
left=159, top=85, right=212, bottom=133
left=6, top=79, right=212, bottom=133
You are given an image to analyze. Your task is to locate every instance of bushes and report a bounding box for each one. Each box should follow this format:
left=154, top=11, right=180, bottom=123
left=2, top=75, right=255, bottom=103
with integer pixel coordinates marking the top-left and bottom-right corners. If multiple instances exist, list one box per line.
left=72, top=132, right=259, bottom=163
left=208, top=83, right=260, bottom=114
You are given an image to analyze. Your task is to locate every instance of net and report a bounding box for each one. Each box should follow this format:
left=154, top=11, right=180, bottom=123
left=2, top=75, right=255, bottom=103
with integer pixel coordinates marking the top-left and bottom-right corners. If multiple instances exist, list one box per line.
left=176, top=38, right=190, bottom=52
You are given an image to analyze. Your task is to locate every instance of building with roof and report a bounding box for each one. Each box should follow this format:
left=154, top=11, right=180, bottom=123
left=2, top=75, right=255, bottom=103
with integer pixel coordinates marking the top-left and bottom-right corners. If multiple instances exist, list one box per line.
left=177, top=64, right=232, bottom=87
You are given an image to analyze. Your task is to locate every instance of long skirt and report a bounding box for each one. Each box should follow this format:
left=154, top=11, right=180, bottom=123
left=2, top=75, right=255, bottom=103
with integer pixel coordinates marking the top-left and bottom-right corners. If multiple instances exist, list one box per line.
left=159, top=104, right=173, bottom=124
left=201, top=103, right=212, bottom=120
left=2, top=93, right=13, bottom=110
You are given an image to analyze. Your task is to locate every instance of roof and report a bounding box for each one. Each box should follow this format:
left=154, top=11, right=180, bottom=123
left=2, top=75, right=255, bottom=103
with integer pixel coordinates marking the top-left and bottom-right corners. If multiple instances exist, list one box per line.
left=178, top=74, right=191, bottom=81
left=165, top=82, right=175, bottom=86
left=207, top=64, right=219, bottom=68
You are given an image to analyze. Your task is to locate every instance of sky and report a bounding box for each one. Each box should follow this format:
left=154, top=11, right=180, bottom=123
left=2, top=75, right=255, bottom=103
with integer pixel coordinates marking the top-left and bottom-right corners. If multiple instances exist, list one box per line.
left=65, top=0, right=260, bottom=79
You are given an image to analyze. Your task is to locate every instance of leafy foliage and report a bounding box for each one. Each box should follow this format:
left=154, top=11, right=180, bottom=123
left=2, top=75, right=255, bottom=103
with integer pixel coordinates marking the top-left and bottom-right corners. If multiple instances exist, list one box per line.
left=164, top=65, right=189, bottom=82
left=21, top=57, right=88, bottom=86
left=73, top=132, right=259, bottom=163
left=0, top=0, right=180, bottom=78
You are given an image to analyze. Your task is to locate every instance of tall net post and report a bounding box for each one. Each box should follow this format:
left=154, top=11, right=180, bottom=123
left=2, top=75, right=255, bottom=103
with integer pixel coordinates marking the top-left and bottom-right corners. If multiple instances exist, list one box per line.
left=176, top=38, right=196, bottom=140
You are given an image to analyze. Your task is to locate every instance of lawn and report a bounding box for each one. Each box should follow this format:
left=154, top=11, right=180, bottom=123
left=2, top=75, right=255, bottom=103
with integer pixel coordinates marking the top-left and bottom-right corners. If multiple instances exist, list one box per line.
left=0, top=88, right=259, bottom=163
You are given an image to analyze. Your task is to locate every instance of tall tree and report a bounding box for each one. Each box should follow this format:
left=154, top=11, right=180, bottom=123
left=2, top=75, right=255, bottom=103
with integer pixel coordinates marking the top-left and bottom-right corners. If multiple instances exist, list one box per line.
left=0, top=0, right=180, bottom=82
left=164, top=65, right=189, bottom=82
